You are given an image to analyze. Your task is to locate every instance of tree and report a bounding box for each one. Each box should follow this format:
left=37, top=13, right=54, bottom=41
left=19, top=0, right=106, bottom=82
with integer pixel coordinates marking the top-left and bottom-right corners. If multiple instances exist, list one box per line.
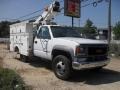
left=0, top=21, right=10, bottom=38
left=82, top=19, right=97, bottom=39
left=0, top=21, right=20, bottom=38
left=113, top=21, right=120, bottom=40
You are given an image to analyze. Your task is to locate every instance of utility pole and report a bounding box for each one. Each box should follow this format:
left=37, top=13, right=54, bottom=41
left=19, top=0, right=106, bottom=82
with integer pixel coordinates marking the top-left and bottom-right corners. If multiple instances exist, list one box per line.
left=72, top=17, right=74, bottom=28
left=108, top=0, right=112, bottom=46
left=78, top=18, right=80, bottom=27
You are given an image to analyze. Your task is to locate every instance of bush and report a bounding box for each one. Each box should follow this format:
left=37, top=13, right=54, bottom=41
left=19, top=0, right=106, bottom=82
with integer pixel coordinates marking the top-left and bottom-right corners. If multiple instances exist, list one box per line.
left=0, top=68, right=26, bottom=90
left=110, top=43, right=120, bottom=57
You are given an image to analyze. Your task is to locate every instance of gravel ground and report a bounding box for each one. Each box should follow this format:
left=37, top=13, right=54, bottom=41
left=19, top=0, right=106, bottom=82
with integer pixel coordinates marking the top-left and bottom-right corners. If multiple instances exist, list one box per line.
left=0, top=44, right=120, bottom=90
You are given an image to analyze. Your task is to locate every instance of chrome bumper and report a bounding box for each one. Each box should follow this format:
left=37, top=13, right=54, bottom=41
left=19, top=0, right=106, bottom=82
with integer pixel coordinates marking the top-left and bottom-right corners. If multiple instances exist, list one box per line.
left=72, top=58, right=110, bottom=70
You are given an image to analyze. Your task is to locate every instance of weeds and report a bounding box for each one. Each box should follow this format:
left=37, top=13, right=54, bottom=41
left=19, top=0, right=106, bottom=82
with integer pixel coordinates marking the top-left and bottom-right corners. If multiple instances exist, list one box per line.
left=0, top=57, right=3, bottom=68
left=0, top=68, right=27, bottom=90
left=110, top=43, right=120, bottom=57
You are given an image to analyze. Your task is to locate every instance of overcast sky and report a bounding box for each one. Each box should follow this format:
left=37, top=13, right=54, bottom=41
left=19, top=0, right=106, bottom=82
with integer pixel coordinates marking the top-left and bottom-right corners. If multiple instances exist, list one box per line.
left=0, top=0, right=120, bottom=28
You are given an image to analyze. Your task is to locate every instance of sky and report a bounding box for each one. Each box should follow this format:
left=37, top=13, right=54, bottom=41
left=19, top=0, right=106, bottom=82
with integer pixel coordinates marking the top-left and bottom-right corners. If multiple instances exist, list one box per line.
left=0, top=0, right=120, bottom=28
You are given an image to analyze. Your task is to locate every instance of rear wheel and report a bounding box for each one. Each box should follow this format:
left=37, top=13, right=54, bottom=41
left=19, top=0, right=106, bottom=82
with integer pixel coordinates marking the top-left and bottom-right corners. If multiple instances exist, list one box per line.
left=13, top=47, right=20, bottom=59
left=20, top=54, right=28, bottom=62
left=52, top=55, right=72, bottom=80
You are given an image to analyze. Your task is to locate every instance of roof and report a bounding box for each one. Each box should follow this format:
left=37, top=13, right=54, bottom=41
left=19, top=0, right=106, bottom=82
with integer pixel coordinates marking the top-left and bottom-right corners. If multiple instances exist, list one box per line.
left=97, top=28, right=108, bottom=31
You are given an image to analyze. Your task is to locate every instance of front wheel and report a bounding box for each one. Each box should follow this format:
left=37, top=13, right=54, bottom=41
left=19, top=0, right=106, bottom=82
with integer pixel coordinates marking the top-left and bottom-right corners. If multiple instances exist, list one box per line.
left=52, top=55, right=72, bottom=80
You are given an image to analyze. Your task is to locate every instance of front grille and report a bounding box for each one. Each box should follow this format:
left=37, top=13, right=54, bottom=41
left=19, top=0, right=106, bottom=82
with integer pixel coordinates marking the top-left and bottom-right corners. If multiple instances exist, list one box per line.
left=86, top=56, right=107, bottom=62
left=88, top=46, right=108, bottom=56
left=79, top=44, right=108, bottom=62
left=80, top=44, right=108, bottom=56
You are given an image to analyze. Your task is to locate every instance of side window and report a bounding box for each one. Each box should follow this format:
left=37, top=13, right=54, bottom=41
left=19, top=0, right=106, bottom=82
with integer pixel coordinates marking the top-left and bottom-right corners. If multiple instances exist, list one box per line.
left=37, top=27, right=51, bottom=39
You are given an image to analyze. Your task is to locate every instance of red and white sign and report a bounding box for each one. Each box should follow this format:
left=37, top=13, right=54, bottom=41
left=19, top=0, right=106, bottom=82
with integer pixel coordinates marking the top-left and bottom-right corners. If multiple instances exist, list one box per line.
left=64, top=0, right=80, bottom=18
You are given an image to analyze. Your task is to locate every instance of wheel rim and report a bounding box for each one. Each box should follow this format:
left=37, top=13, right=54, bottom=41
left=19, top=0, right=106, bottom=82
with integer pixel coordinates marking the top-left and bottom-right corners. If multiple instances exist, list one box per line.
left=56, top=61, right=66, bottom=76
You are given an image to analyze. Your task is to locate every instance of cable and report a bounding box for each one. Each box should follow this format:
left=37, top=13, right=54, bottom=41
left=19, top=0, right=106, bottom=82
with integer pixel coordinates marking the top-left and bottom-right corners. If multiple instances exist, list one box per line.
left=13, top=0, right=63, bottom=22
left=20, top=15, right=40, bottom=22
left=82, top=0, right=104, bottom=7
left=16, top=0, right=63, bottom=20
left=80, top=0, right=89, bottom=2
left=14, top=0, right=103, bottom=22
left=14, top=8, right=44, bottom=21
left=0, top=0, right=99, bottom=22
left=17, top=0, right=64, bottom=21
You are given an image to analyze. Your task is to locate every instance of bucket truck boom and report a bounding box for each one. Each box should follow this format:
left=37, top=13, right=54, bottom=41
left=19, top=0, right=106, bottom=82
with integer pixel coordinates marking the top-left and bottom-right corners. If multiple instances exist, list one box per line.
left=34, top=1, right=60, bottom=25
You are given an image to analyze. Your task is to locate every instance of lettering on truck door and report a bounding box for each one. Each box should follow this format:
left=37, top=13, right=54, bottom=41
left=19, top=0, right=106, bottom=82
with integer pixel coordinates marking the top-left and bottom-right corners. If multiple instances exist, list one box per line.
left=34, top=26, right=51, bottom=59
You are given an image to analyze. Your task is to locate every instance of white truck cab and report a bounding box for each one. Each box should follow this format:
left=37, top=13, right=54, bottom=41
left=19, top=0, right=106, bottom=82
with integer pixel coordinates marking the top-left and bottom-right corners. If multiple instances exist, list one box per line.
left=34, top=25, right=110, bottom=79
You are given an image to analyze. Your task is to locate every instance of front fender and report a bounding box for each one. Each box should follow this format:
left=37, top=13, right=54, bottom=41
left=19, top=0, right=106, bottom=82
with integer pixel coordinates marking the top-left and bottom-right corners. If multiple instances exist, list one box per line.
left=52, top=45, right=75, bottom=60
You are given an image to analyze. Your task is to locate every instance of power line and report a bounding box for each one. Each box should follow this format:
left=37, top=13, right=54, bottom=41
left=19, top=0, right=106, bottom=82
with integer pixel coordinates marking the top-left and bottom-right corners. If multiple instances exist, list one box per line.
left=1, top=0, right=100, bottom=22
left=57, top=0, right=103, bottom=16
left=20, top=15, right=40, bottom=22
left=81, top=0, right=103, bottom=8
left=14, top=8, right=44, bottom=21
left=80, top=0, right=89, bottom=3
left=13, top=0, right=64, bottom=22
left=16, top=0, right=64, bottom=21
left=14, top=0, right=103, bottom=22
left=10, top=0, right=89, bottom=22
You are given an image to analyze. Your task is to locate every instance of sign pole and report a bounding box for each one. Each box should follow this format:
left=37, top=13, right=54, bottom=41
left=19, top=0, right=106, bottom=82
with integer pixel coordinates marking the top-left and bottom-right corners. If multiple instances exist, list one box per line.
left=108, top=0, right=111, bottom=46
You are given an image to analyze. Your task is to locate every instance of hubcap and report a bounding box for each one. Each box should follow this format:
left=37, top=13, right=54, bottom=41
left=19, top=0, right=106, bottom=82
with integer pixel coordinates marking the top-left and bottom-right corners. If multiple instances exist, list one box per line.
left=56, top=61, right=65, bottom=75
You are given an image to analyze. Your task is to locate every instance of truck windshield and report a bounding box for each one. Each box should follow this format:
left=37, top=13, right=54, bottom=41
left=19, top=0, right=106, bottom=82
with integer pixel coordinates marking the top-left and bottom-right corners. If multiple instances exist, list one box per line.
left=51, top=26, right=81, bottom=38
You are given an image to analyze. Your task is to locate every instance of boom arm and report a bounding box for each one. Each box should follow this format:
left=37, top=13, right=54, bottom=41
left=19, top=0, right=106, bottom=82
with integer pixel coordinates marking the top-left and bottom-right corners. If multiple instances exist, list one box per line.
left=34, top=1, right=60, bottom=25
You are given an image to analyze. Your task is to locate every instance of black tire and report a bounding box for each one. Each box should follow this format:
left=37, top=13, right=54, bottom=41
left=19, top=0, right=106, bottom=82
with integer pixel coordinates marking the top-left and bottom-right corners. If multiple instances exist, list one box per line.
left=20, top=54, right=28, bottom=62
left=52, top=55, right=72, bottom=80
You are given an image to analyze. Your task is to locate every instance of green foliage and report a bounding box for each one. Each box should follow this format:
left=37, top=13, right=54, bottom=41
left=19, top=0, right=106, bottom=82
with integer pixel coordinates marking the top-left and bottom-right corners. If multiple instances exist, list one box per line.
left=0, top=21, right=10, bottom=38
left=83, top=19, right=97, bottom=35
left=0, top=21, right=20, bottom=38
left=77, top=19, right=97, bottom=39
left=85, top=19, right=93, bottom=28
left=113, top=21, right=120, bottom=40
left=110, top=43, right=120, bottom=57
left=0, top=68, right=26, bottom=90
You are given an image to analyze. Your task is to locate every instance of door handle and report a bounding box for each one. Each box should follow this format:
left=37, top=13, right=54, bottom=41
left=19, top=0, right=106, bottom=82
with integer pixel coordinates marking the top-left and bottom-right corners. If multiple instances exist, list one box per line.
left=34, top=41, right=37, bottom=44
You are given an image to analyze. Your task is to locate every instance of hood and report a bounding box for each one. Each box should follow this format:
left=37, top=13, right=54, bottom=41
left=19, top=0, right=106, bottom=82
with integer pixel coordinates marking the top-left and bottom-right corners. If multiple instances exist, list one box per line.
left=59, top=37, right=108, bottom=44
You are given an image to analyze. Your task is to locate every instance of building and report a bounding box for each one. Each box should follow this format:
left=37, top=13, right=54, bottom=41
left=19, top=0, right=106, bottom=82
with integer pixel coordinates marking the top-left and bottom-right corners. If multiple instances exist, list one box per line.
left=97, top=28, right=108, bottom=40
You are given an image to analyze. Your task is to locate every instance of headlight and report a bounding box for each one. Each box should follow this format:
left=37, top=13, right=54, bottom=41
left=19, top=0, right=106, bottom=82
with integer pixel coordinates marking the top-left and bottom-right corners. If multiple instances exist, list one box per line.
left=75, top=46, right=86, bottom=56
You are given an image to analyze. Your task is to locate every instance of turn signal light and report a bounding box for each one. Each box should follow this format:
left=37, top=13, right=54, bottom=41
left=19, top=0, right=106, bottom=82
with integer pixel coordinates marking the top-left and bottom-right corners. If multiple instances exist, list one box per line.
left=76, top=46, right=81, bottom=55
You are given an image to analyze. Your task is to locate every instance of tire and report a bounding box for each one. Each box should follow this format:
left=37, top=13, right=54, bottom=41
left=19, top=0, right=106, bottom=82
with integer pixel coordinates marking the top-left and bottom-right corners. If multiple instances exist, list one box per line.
left=52, top=55, right=72, bottom=80
left=20, top=54, right=28, bottom=62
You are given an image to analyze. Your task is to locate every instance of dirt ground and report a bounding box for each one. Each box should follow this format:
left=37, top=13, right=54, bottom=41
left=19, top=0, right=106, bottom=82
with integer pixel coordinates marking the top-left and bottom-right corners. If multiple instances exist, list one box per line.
left=0, top=44, right=120, bottom=90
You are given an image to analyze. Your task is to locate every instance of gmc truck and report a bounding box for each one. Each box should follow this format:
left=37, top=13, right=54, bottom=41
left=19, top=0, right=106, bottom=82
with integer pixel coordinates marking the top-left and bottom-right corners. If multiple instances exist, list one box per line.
left=10, top=1, right=110, bottom=80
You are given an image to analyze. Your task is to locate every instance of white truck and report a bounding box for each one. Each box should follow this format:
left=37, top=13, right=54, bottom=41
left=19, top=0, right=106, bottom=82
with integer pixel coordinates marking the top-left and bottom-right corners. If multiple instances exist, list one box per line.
left=10, top=1, right=110, bottom=80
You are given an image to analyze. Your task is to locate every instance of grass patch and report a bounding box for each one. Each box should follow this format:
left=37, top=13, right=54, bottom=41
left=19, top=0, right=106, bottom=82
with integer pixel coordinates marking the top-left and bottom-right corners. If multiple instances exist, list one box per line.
left=0, top=57, right=3, bottom=68
left=0, top=68, right=29, bottom=90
